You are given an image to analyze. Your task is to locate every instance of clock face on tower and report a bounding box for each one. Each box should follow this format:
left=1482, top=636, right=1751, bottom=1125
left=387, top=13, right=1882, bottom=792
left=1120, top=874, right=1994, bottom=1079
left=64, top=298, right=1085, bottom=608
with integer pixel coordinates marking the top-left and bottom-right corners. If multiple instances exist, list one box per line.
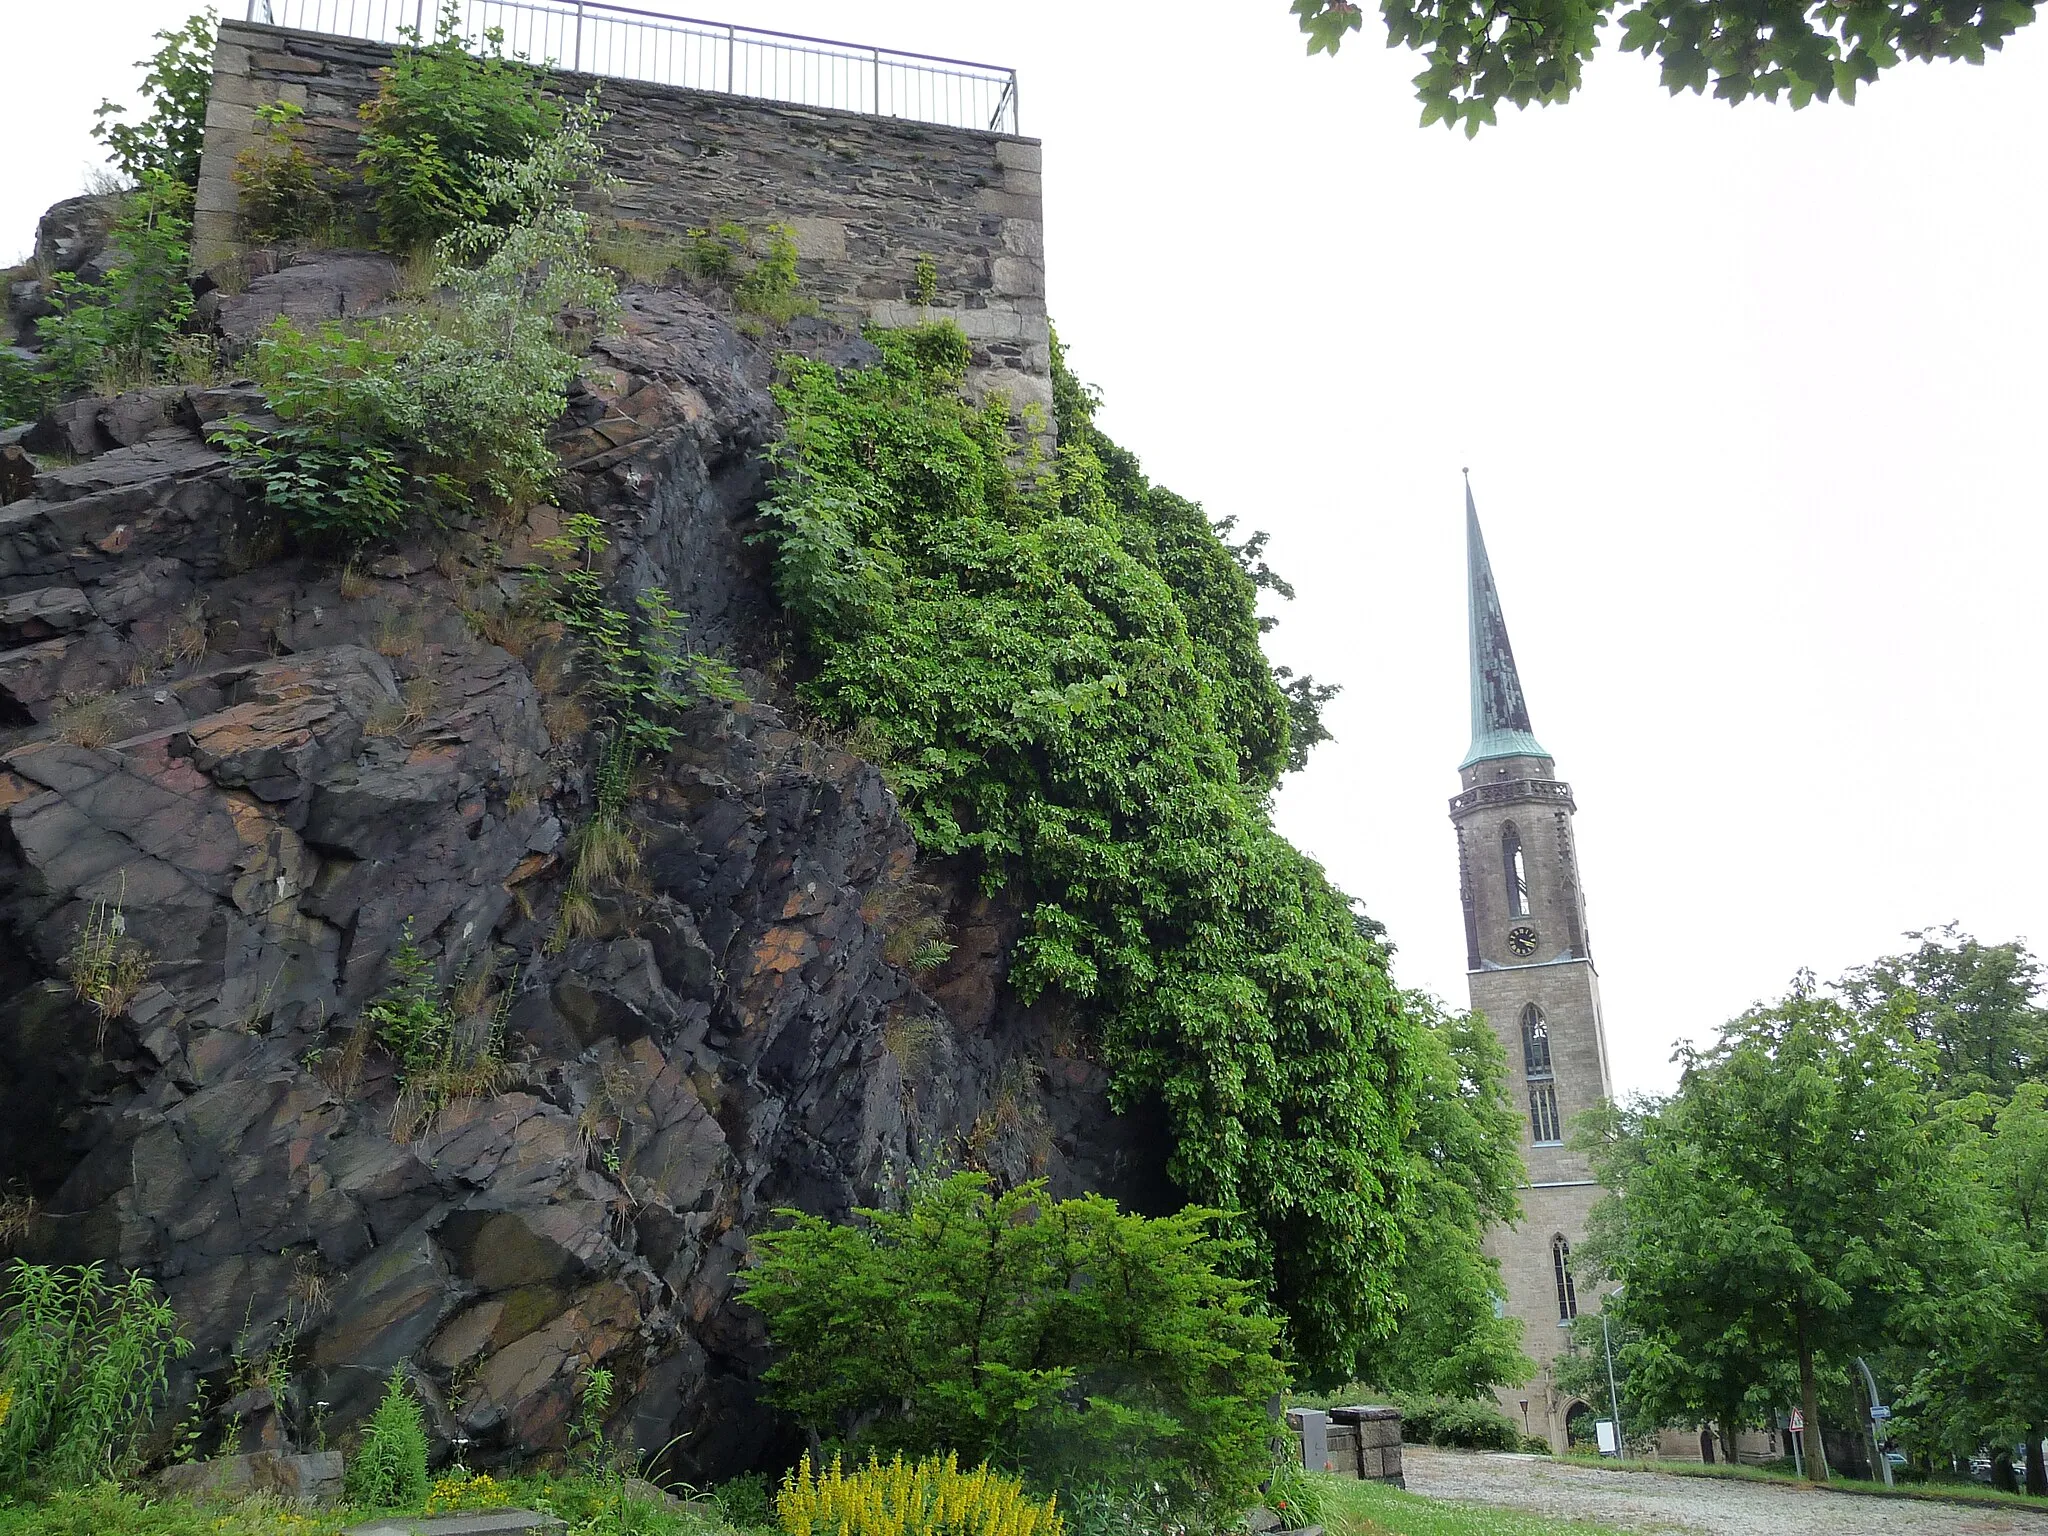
left=1507, top=925, right=1539, bottom=958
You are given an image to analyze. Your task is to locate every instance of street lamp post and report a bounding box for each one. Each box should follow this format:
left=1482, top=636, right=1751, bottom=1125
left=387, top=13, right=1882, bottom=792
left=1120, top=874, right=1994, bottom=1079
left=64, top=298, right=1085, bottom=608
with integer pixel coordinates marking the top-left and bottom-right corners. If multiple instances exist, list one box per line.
left=1855, top=1357, right=1895, bottom=1488
left=1602, top=1284, right=1624, bottom=1457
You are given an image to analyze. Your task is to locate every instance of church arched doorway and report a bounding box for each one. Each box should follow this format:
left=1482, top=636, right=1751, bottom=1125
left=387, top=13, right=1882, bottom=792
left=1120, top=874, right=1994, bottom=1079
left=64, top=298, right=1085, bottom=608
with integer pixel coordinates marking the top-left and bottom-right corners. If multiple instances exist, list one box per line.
left=1565, top=1401, right=1596, bottom=1452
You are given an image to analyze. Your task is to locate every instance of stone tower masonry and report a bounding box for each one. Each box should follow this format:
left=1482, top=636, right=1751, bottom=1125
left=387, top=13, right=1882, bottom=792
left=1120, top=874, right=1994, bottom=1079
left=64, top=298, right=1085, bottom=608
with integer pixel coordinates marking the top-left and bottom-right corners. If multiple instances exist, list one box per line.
left=1450, top=478, right=1615, bottom=1452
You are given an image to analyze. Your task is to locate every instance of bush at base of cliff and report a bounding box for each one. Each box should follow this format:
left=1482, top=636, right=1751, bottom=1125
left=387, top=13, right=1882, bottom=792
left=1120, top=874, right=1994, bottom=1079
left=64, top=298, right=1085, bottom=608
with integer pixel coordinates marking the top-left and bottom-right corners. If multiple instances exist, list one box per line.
left=755, top=324, right=1411, bottom=1376
left=345, top=1371, right=431, bottom=1510
left=742, top=1172, right=1285, bottom=1517
left=0, top=1261, right=191, bottom=1494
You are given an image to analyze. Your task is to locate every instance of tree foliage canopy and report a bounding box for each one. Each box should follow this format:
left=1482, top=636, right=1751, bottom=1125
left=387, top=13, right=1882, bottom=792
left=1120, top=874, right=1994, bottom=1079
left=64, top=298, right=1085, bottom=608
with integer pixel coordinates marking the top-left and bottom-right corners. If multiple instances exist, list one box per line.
left=1354, top=993, right=1530, bottom=1398
left=1582, top=978, right=1967, bottom=1475
left=1290, top=0, right=2039, bottom=134
left=757, top=326, right=1407, bottom=1376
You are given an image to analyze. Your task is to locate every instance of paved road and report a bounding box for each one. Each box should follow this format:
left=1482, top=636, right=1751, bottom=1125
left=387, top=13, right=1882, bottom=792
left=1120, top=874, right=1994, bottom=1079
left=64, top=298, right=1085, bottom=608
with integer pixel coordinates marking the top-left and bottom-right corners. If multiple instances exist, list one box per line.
left=1404, top=1447, right=2048, bottom=1535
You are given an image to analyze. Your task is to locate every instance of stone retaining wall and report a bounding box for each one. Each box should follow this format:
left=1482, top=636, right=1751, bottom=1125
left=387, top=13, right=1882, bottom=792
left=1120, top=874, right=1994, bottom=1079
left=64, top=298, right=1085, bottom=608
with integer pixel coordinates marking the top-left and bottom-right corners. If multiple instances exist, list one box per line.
left=193, top=20, right=1049, bottom=413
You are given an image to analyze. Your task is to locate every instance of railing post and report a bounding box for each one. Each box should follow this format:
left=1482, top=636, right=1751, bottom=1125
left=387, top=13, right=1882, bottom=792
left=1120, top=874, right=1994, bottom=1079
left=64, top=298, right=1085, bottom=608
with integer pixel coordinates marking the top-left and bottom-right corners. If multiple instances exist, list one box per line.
left=1010, top=70, right=1020, bottom=134
left=726, top=24, right=735, bottom=93
left=872, top=48, right=881, bottom=115
left=414, top=0, right=425, bottom=39
left=574, top=1, right=584, bottom=71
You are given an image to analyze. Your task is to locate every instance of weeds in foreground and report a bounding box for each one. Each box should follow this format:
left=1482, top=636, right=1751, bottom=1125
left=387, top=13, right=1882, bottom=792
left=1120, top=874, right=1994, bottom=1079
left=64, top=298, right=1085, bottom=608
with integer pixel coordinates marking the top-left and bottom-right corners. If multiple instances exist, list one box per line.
left=0, top=1262, right=192, bottom=1495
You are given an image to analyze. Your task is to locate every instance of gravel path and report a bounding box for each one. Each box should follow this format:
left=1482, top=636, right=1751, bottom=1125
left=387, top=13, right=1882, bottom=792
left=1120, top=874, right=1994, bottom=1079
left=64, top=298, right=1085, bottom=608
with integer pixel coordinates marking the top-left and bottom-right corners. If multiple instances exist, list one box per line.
left=1402, top=1447, right=2048, bottom=1535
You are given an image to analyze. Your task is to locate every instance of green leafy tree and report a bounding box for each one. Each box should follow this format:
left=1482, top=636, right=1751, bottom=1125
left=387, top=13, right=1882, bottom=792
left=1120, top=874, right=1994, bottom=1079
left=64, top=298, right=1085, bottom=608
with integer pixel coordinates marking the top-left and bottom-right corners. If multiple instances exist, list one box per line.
left=357, top=1, right=562, bottom=250
left=757, top=330, right=1412, bottom=1376
left=1839, top=927, right=2048, bottom=1103
left=741, top=1172, right=1287, bottom=1513
left=1902, top=1084, right=2048, bottom=1491
left=1354, top=993, right=1530, bottom=1397
left=1582, top=979, right=1965, bottom=1480
left=1290, top=0, right=2038, bottom=135
left=93, top=11, right=216, bottom=189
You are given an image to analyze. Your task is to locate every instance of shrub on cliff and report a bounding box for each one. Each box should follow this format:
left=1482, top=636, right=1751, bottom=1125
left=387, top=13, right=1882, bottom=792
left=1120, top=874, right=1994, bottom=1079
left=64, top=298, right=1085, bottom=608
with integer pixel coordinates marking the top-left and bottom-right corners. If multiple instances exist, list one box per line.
left=35, top=172, right=196, bottom=398
left=358, top=1, right=562, bottom=251
left=217, top=97, right=619, bottom=541
left=743, top=1172, right=1285, bottom=1515
left=755, top=327, right=1411, bottom=1378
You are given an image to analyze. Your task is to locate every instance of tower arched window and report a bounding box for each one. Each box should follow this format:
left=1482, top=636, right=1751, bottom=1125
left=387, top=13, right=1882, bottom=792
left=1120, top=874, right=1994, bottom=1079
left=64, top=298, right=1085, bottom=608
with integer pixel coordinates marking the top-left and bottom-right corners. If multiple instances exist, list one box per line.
left=1552, top=1234, right=1580, bottom=1322
left=1530, top=1083, right=1562, bottom=1144
left=1502, top=822, right=1529, bottom=917
left=1522, top=1004, right=1552, bottom=1080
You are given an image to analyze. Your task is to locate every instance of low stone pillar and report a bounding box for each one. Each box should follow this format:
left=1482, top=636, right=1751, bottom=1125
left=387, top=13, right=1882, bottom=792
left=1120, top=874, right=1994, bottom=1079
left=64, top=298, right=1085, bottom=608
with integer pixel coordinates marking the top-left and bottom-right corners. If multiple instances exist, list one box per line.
left=1330, top=1404, right=1405, bottom=1488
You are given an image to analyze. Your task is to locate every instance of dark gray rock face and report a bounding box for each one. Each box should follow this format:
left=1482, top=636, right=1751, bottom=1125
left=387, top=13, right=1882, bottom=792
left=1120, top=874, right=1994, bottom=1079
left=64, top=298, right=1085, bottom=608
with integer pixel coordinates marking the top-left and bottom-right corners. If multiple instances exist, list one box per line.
left=0, top=259, right=1160, bottom=1481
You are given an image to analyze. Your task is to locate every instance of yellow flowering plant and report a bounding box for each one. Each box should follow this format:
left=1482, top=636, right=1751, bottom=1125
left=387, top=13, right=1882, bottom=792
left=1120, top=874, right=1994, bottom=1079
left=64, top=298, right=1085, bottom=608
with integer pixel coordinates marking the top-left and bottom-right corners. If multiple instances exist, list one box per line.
left=777, top=1451, right=1062, bottom=1536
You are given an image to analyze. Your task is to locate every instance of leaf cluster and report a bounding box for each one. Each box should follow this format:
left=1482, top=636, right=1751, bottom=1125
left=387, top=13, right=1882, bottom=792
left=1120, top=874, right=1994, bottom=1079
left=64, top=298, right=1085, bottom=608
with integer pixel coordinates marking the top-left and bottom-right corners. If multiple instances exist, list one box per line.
left=92, top=11, right=216, bottom=190
left=345, top=1369, right=430, bottom=1509
left=0, top=1261, right=192, bottom=1494
left=535, top=513, right=743, bottom=760
left=1353, top=994, right=1530, bottom=1398
left=232, top=101, right=342, bottom=245
left=742, top=1173, right=1287, bottom=1513
left=755, top=328, right=1410, bottom=1376
left=1290, top=0, right=2041, bottom=135
left=357, top=2, right=563, bottom=251
left=216, top=99, right=619, bottom=544
left=34, top=173, right=196, bottom=398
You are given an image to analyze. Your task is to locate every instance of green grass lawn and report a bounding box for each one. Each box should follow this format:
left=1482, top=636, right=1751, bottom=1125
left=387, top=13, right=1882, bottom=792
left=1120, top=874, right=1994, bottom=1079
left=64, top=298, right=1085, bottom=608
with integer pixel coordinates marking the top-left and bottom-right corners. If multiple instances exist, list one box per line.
left=1320, top=1474, right=1631, bottom=1536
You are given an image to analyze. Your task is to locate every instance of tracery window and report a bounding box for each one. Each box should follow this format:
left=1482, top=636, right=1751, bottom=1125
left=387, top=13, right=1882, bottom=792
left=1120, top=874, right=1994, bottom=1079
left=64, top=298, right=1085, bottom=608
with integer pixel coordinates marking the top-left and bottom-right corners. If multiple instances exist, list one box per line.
left=1502, top=822, right=1529, bottom=917
left=1552, top=1234, right=1580, bottom=1322
left=1530, top=1083, right=1562, bottom=1145
left=1522, top=1004, right=1552, bottom=1080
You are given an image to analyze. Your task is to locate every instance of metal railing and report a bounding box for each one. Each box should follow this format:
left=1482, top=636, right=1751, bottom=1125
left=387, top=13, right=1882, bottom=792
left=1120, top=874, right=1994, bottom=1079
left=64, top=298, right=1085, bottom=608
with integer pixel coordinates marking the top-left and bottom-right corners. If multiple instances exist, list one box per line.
left=243, top=0, right=1019, bottom=134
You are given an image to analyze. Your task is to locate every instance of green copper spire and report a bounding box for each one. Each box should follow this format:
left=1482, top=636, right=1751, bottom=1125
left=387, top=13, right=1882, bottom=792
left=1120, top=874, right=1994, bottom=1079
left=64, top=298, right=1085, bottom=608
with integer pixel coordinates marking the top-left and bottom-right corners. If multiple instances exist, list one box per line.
left=1461, top=475, right=1550, bottom=769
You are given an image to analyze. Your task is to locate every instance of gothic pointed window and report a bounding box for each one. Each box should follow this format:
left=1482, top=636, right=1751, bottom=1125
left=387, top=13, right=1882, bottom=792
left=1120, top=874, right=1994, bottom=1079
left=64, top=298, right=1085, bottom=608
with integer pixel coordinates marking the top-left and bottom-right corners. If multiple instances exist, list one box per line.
left=1530, top=1083, right=1562, bottom=1144
left=1502, top=822, right=1529, bottom=917
left=1522, top=1004, right=1552, bottom=1080
left=1552, top=1234, right=1580, bottom=1322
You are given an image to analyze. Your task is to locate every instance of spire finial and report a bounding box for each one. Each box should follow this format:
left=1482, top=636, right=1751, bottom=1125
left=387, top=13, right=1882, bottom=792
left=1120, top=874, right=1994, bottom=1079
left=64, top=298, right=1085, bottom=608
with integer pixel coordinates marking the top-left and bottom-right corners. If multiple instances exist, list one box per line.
left=1461, top=484, right=1550, bottom=770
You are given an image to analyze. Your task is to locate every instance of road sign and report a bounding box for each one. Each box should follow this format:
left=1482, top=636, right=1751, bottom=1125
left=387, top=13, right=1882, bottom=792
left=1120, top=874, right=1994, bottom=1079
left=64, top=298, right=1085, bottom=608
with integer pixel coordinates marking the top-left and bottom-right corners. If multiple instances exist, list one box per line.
left=1790, top=1409, right=1805, bottom=1430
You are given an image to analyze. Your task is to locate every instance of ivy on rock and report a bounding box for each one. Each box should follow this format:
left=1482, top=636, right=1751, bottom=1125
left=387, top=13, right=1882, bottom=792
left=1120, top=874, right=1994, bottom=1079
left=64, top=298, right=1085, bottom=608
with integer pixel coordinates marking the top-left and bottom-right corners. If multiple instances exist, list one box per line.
left=756, top=324, right=1410, bottom=1375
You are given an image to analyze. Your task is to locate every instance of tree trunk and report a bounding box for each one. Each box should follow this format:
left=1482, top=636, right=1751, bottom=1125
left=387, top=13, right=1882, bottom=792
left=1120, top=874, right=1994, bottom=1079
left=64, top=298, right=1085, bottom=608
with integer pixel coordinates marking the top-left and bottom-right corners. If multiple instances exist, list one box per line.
left=1993, top=1448, right=2018, bottom=1492
left=2027, top=1427, right=2046, bottom=1498
left=1797, top=1321, right=1828, bottom=1482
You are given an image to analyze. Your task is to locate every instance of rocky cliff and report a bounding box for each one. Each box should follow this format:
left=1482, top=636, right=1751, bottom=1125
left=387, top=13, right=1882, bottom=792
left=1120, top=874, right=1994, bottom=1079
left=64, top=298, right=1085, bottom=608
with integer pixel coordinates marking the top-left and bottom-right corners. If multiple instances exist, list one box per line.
left=0, top=231, right=1165, bottom=1479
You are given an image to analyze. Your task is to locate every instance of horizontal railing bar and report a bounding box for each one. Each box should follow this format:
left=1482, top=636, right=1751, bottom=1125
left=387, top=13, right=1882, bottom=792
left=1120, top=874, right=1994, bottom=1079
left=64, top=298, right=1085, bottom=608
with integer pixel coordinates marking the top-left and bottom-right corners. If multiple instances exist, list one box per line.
left=540, top=0, right=1012, bottom=77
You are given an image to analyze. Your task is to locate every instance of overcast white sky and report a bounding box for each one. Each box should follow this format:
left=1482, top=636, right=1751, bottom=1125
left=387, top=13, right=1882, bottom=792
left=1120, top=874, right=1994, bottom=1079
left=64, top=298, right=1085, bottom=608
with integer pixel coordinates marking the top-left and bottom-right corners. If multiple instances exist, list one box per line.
left=5, top=2, right=2043, bottom=1097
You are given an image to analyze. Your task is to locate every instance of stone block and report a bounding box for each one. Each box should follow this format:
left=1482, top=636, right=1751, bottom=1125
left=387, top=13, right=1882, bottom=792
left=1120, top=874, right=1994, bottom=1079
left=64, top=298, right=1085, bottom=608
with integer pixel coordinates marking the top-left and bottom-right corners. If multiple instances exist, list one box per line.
left=786, top=217, right=847, bottom=260
left=995, top=139, right=1041, bottom=171
left=254, top=51, right=328, bottom=74
left=989, top=256, right=1044, bottom=298
left=346, top=1514, right=566, bottom=1536
left=1000, top=169, right=1043, bottom=199
left=999, top=218, right=1043, bottom=259
left=156, top=1450, right=343, bottom=1504
left=974, top=188, right=1041, bottom=220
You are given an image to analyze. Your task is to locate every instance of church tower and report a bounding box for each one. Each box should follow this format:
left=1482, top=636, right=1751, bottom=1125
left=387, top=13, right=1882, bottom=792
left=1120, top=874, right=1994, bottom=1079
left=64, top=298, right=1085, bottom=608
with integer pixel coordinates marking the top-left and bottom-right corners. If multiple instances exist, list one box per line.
left=1451, top=478, right=1614, bottom=1451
